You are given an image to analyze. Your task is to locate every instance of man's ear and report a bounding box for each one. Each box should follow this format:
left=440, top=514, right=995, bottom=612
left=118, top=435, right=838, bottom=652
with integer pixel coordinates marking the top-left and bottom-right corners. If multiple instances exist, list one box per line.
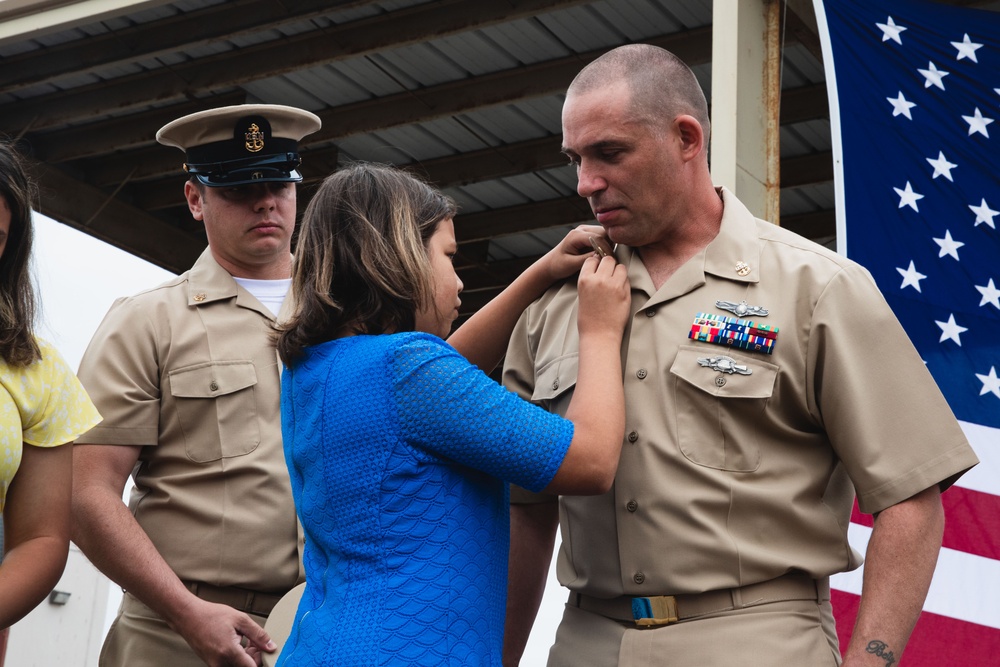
left=675, top=115, right=705, bottom=161
left=184, top=180, right=205, bottom=221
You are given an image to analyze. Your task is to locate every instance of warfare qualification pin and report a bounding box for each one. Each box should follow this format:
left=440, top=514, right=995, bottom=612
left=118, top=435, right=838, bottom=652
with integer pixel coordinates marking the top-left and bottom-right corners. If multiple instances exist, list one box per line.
left=697, top=355, right=752, bottom=375
left=716, top=299, right=769, bottom=317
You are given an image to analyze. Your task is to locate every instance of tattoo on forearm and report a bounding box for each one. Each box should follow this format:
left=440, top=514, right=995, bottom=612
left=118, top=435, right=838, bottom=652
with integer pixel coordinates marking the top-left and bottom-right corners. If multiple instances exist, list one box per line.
left=866, top=640, right=897, bottom=666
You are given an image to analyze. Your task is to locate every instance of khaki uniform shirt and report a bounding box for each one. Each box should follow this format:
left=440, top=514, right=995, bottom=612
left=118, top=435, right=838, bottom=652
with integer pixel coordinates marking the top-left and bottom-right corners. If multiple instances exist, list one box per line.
left=76, top=248, right=302, bottom=593
left=504, top=188, right=978, bottom=599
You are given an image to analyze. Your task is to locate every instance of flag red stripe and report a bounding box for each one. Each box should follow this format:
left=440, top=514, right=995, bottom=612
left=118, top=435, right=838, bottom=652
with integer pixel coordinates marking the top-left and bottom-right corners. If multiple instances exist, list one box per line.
left=833, top=590, right=1000, bottom=663
left=849, top=486, right=1000, bottom=561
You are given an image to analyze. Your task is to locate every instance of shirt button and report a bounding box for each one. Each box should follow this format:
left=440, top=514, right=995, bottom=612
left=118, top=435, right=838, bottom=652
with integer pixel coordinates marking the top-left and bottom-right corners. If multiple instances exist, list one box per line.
left=646, top=309, right=656, bottom=317
left=209, top=381, right=219, bottom=391
left=626, top=500, right=638, bottom=512
left=634, top=572, right=645, bottom=584
left=715, top=377, right=726, bottom=387
left=551, top=379, right=560, bottom=391
left=627, top=431, right=638, bottom=443
left=636, top=368, right=647, bottom=380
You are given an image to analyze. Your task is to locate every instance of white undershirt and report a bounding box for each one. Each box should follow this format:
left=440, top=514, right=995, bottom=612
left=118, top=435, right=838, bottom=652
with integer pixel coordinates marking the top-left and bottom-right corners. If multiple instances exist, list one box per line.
left=233, top=277, right=292, bottom=317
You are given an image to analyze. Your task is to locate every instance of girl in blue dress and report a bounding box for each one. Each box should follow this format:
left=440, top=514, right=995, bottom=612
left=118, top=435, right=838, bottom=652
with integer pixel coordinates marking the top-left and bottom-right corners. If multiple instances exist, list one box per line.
left=274, top=163, right=630, bottom=666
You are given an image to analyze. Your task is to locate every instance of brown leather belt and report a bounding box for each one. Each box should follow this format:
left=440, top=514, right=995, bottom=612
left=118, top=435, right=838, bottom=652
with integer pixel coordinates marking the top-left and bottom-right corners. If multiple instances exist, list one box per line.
left=182, top=581, right=285, bottom=617
left=571, top=573, right=830, bottom=627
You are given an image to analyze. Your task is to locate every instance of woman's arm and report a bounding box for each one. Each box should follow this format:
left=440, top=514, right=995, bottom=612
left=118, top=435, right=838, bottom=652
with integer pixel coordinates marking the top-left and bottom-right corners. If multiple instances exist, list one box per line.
left=543, top=254, right=630, bottom=495
left=448, top=224, right=609, bottom=372
left=0, top=442, right=73, bottom=629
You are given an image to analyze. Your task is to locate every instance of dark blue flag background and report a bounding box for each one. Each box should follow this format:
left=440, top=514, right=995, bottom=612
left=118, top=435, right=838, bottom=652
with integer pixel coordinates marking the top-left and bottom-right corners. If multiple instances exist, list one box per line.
left=821, top=0, right=1000, bottom=428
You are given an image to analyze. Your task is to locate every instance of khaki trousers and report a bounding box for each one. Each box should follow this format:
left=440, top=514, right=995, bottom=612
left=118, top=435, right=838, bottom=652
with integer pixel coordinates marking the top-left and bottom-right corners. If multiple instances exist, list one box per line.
left=547, top=596, right=841, bottom=667
left=99, top=593, right=268, bottom=667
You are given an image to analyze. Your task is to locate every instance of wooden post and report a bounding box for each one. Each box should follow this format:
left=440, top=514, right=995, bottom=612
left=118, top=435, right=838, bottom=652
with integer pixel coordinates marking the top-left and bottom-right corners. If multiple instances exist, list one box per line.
left=710, top=0, right=783, bottom=224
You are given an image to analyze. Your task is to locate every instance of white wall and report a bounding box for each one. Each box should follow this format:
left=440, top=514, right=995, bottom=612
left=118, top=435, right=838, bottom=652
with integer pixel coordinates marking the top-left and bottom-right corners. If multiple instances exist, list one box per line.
left=3, top=214, right=173, bottom=667
left=5, top=546, right=111, bottom=667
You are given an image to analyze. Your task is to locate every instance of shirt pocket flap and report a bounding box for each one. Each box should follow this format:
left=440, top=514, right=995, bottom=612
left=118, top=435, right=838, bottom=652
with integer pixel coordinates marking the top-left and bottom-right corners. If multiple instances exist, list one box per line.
left=169, top=361, right=258, bottom=398
left=531, top=353, right=579, bottom=402
left=670, top=346, right=777, bottom=399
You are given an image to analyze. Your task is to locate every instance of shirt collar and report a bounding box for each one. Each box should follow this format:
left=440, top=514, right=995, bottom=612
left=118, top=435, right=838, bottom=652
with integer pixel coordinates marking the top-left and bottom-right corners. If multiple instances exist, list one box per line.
left=702, top=186, right=762, bottom=285
left=186, top=248, right=292, bottom=321
left=614, top=186, right=763, bottom=307
left=187, top=248, right=238, bottom=306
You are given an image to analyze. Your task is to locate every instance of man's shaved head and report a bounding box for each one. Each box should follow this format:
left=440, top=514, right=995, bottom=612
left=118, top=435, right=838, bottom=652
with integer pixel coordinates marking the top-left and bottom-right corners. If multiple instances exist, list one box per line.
left=567, top=44, right=710, bottom=141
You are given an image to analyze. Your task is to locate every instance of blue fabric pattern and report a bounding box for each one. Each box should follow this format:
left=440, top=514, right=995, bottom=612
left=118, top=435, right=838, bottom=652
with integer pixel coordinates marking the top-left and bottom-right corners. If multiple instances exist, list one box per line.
left=277, top=332, right=573, bottom=666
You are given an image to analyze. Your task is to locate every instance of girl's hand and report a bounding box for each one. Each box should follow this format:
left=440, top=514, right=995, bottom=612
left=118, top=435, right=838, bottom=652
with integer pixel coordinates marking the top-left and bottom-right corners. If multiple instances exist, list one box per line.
left=577, top=254, right=630, bottom=339
left=542, top=225, right=614, bottom=283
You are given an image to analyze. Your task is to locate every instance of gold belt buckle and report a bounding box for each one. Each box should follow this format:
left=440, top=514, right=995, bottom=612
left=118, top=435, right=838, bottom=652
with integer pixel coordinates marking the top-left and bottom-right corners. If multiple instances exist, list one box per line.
left=631, top=595, right=679, bottom=627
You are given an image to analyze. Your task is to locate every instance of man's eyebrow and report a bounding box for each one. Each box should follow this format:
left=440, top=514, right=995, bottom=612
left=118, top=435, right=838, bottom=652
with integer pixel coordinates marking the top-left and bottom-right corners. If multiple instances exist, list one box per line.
left=562, top=140, right=625, bottom=155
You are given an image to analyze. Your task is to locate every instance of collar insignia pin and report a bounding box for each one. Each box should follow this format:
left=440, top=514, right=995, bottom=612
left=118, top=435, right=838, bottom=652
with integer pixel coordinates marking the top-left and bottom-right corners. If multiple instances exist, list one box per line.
left=193, top=293, right=207, bottom=302
left=698, top=355, right=752, bottom=375
left=716, top=299, right=768, bottom=317
left=735, top=261, right=751, bottom=277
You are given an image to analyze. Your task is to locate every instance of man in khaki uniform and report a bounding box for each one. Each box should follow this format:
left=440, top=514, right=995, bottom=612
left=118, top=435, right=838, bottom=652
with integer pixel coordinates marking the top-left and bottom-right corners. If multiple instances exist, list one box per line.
left=71, top=104, right=320, bottom=667
left=502, top=45, right=979, bottom=667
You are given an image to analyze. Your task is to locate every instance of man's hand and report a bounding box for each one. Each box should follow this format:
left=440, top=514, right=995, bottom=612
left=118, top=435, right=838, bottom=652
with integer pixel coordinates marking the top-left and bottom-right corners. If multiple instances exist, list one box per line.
left=170, top=597, right=276, bottom=667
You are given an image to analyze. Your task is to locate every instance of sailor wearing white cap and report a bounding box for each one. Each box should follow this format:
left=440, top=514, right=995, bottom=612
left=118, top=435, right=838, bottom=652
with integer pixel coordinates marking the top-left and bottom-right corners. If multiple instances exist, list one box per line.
left=72, top=104, right=321, bottom=667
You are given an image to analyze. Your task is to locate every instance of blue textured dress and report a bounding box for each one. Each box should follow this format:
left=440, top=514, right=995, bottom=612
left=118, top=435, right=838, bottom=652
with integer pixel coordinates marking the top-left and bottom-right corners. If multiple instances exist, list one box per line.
left=277, top=332, right=574, bottom=666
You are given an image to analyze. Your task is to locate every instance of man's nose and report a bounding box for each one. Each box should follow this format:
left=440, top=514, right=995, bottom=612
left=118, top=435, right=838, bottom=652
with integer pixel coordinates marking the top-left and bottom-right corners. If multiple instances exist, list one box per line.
left=576, top=162, right=606, bottom=198
left=252, top=185, right=277, bottom=210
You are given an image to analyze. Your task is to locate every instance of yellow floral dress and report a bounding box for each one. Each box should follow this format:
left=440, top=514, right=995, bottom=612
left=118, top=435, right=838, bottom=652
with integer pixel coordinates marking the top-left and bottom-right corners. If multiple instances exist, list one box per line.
left=0, top=338, right=101, bottom=512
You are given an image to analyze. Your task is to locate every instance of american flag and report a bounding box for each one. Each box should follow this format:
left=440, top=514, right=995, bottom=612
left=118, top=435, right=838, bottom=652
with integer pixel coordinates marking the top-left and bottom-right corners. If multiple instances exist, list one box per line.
left=814, top=0, right=1000, bottom=661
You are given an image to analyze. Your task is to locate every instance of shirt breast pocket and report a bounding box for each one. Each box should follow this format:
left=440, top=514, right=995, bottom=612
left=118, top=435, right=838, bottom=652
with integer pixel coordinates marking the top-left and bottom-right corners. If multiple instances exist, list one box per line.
left=531, top=353, right=579, bottom=412
left=168, top=361, right=261, bottom=462
left=669, top=346, right=777, bottom=472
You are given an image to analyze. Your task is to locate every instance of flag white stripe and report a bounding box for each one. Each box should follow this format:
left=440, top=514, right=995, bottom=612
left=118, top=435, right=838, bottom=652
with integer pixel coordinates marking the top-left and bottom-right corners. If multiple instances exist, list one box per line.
left=954, top=421, right=1000, bottom=496
left=832, top=523, right=1000, bottom=629
left=811, top=0, right=850, bottom=256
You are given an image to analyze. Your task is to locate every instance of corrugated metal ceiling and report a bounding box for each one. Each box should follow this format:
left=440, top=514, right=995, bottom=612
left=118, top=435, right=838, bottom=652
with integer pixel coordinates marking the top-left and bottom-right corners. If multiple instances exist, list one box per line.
left=10, top=0, right=990, bottom=316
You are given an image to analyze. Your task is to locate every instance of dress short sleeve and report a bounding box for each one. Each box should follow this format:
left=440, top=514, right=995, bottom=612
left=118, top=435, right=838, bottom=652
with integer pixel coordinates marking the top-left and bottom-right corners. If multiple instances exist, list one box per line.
left=391, top=333, right=573, bottom=493
left=20, top=339, right=102, bottom=447
left=1, top=339, right=102, bottom=511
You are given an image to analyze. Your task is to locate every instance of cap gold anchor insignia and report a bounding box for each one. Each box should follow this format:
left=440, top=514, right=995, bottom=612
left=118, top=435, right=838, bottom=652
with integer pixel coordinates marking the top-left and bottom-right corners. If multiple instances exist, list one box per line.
left=244, top=122, right=265, bottom=153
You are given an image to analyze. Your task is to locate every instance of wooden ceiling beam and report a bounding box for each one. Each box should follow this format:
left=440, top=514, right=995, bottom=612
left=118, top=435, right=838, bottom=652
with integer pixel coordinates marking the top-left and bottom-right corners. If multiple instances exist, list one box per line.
left=783, top=0, right=824, bottom=63
left=455, top=196, right=593, bottom=245
left=780, top=151, right=833, bottom=188
left=779, top=83, right=828, bottom=124
left=131, top=135, right=569, bottom=211
left=29, top=91, right=248, bottom=163
left=305, top=28, right=717, bottom=146
left=0, top=0, right=375, bottom=95
left=0, top=0, right=595, bottom=133
left=82, top=76, right=829, bottom=196
left=457, top=256, right=536, bottom=292
left=781, top=209, right=835, bottom=238
left=31, top=161, right=203, bottom=273
left=39, top=23, right=720, bottom=172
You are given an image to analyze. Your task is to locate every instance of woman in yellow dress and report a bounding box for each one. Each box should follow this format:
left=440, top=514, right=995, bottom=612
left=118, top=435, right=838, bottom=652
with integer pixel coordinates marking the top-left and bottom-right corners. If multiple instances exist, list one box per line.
left=0, top=141, right=101, bottom=630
